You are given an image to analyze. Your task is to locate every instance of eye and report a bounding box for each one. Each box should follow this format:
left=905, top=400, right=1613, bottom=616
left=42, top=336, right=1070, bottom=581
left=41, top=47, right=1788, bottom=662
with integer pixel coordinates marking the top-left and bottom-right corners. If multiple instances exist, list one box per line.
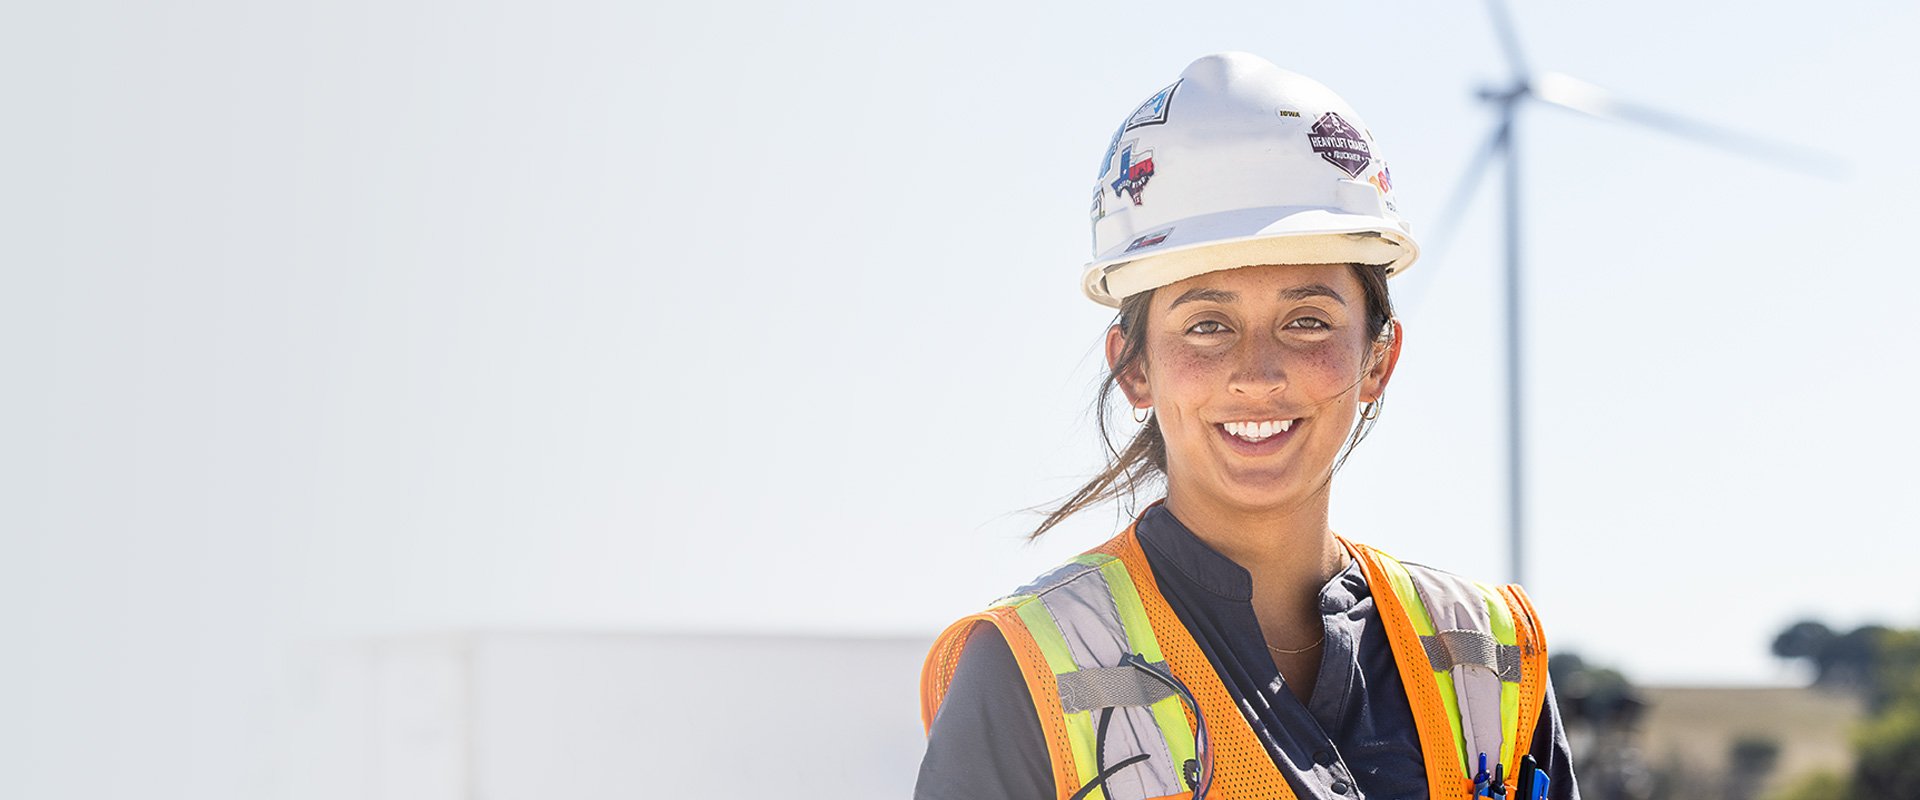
left=1186, top=320, right=1231, bottom=335
left=1285, top=316, right=1331, bottom=331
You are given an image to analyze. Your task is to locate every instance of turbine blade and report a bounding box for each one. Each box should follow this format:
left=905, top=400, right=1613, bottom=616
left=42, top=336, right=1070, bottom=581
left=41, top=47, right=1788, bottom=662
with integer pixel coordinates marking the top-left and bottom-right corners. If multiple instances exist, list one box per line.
left=1484, top=0, right=1531, bottom=79
left=1425, top=126, right=1505, bottom=262
left=1531, top=71, right=1848, bottom=178
left=1393, top=125, right=1506, bottom=316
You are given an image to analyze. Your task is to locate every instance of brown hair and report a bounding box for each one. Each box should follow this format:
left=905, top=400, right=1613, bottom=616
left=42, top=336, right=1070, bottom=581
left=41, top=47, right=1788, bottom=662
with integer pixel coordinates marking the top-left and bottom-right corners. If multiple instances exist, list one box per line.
left=1029, top=262, right=1396, bottom=539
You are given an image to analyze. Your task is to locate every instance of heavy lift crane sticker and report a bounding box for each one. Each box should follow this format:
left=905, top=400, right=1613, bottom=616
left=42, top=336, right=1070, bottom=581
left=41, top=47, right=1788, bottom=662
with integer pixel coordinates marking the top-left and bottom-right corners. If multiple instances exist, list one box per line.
left=1308, top=111, right=1372, bottom=179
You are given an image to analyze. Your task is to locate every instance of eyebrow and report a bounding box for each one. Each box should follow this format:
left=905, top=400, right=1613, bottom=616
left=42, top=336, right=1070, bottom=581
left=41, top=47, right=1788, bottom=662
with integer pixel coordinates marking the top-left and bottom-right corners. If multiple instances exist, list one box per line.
left=1166, top=283, right=1348, bottom=309
left=1281, top=284, right=1348, bottom=305
left=1167, top=287, right=1237, bottom=309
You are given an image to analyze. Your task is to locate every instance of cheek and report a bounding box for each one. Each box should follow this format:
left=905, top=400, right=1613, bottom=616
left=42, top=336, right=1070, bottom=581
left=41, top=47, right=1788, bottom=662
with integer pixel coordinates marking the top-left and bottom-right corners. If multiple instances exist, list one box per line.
left=1293, top=344, right=1366, bottom=390
left=1143, top=335, right=1371, bottom=403
left=1146, top=344, right=1231, bottom=396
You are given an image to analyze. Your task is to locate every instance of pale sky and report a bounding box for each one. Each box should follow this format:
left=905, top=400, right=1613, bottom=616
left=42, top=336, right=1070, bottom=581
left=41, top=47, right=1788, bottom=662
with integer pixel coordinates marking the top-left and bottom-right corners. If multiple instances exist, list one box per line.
left=5, top=0, right=1919, bottom=796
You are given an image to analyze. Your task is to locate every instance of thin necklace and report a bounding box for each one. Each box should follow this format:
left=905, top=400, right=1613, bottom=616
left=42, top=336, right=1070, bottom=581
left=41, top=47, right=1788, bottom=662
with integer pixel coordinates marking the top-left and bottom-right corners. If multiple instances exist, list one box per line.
left=1267, top=635, right=1324, bottom=655
left=1266, top=548, right=1349, bottom=656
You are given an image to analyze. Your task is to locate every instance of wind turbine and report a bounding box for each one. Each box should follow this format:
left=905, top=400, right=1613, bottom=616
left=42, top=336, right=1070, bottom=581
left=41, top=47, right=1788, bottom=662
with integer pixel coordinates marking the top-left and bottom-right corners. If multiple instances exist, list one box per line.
left=1427, top=0, right=1846, bottom=585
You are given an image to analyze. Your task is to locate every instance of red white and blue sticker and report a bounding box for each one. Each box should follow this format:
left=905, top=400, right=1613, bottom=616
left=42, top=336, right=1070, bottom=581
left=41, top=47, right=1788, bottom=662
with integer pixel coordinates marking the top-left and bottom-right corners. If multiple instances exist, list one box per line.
left=1368, top=164, right=1393, bottom=195
left=1108, top=142, right=1155, bottom=206
left=1097, top=81, right=1180, bottom=181
left=1368, top=164, right=1397, bottom=213
left=1124, top=227, right=1173, bottom=253
left=1308, top=112, right=1372, bottom=178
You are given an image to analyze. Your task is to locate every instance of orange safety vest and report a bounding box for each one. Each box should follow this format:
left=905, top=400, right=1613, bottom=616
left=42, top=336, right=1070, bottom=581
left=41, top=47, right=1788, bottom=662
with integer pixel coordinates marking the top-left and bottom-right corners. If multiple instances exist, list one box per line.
left=920, top=522, right=1550, bottom=800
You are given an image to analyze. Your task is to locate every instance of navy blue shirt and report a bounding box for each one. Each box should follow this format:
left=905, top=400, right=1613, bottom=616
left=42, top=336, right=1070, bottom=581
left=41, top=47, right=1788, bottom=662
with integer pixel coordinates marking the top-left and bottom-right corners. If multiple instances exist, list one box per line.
left=916, top=504, right=1581, bottom=800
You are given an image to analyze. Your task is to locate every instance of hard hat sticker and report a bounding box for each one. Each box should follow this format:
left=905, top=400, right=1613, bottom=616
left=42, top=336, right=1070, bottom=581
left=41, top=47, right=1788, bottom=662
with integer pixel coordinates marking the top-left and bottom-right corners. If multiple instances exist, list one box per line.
left=1109, top=142, right=1156, bottom=206
left=1096, top=81, right=1180, bottom=179
left=1122, top=82, right=1181, bottom=132
left=1369, top=164, right=1398, bottom=213
left=1368, top=164, right=1393, bottom=195
left=1124, top=227, right=1174, bottom=253
left=1308, top=112, right=1373, bottom=178
left=1099, top=127, right=1124, bottom=176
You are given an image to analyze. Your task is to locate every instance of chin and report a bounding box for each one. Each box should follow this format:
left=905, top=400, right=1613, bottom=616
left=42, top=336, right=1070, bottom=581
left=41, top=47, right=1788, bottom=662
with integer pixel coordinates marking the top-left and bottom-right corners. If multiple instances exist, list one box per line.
left=1167, top=446, right=1336, bottom=513
left=1213, top=471, right=1323, bottom=512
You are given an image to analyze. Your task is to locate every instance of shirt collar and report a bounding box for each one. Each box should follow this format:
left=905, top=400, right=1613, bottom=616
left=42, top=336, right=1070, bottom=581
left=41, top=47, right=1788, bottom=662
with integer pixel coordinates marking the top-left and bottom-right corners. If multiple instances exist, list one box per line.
left=1133, top=501, right=1369, bottom=610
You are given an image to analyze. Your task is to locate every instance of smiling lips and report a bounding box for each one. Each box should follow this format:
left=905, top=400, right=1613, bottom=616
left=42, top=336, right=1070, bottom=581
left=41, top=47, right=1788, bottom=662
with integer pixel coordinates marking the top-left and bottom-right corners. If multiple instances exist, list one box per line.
left=1220, top=419, right=1296, bottom=443
left=1212, top=418, right=1303, bottom=456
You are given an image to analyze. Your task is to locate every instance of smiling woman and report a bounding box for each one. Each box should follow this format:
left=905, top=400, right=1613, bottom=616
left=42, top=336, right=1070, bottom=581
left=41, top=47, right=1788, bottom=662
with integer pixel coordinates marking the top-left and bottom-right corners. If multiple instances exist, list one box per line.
left=1107, top=264, right=1397, bottom=537
left=914, top=52, right=1582, bottom=800
left=1036, top=262, right=1399, bottom=545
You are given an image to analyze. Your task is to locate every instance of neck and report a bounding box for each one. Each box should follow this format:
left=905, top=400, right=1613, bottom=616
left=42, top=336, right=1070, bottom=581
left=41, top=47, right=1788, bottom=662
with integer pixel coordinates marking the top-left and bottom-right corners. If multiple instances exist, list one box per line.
left=1161, top=482, right=1350, bottom=623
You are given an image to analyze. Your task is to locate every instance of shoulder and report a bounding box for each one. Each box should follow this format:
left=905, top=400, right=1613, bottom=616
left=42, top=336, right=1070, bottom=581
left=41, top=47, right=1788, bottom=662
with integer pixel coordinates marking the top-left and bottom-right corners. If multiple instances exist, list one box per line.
left=920, top=536, right=1143, bottom=716
left=917, top=625, right=1055, bottom=800
left=1345, top=540, right=1552, bottom=640
left=941, top=625, right=1030, bottom=711
left=943, top=537, right=1139, bottom=636
left=920, top=549, right=1113, bottom=708
left=1349, top=540, right=1540, bottom=603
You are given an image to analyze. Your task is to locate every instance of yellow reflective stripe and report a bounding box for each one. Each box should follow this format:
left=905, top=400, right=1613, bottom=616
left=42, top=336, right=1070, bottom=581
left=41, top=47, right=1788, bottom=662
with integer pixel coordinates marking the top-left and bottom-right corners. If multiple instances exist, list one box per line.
left=1014, top=599, right=1080, bottom=674
left=1094, top=557, right=1198, bottom=781
left=1476, top=581, right=1523, bottom=771
left=1434, top=671, right=1467, bottom=778
left=1478, top=581, right=1518, bottom=646
left=1014, top=599, right=1103, bottom=800
left=1143, top=692, right=1197, bottom=783
left=1376, top=555, right=1438, bottom=637
left=1095, top=559, right=1161, bottom=661
left=1375, top=554, right=1470, bottom=778
left=1499, top=679, right=1521, bottom=772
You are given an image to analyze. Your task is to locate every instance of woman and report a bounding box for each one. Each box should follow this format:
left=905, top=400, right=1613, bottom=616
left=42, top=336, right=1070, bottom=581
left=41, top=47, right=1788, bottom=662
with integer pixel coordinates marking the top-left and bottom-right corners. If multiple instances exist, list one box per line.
left=915, top=53, right=1580, bottom=800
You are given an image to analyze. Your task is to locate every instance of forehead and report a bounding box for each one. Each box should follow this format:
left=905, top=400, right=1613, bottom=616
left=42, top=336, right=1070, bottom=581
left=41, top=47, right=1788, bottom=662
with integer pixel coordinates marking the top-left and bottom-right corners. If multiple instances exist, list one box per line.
left=1150, top=263, right=1359, bottom=311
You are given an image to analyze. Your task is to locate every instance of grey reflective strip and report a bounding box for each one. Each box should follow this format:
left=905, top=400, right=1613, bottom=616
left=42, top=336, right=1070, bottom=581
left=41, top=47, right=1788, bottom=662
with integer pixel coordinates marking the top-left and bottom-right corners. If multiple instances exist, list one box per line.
left=1056, top=663, right=1179, bottom=713
left=1402, top=562, right=1492, bottom=647
left=1039, top=567, right=1131, bottom=671
left=1400, top=559, right=1511, bottom=771
left=1031, top=561, right=1184, bottom=798
left=1007, top=560, right=1102, bottom=599
left=1421, top=629, right=1522, bottom=681
left=1100, top=706, right=1181, bottom=799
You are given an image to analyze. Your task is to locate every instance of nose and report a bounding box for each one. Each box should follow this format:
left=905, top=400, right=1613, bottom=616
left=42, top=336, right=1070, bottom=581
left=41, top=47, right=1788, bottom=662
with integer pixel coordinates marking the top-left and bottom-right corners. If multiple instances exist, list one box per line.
left=1227, top=331, right=1288, bottom=398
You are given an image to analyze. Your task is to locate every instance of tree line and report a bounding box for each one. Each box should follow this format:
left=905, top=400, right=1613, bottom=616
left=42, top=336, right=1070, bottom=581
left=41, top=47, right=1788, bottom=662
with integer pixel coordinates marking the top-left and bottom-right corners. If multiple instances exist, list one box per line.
left=1768, top=619, right=1920, bottom=799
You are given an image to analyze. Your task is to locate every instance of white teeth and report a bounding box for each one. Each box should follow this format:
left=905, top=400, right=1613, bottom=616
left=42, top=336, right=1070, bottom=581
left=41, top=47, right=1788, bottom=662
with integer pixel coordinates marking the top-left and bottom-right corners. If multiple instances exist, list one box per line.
left=1223, top=419, right=1294, bottom=442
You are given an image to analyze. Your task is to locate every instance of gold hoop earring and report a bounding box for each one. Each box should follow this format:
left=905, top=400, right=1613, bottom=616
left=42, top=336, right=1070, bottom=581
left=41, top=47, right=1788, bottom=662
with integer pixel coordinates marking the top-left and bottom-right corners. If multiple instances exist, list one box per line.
left=1361, top=399, right=1382, bottom=420
left=1133, top=406, right=1152, bottom=424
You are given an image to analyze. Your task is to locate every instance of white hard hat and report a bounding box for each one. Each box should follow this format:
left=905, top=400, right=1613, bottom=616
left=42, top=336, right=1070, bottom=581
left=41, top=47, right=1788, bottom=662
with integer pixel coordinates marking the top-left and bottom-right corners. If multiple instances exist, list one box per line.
left=1083, top=52, right=1418, bottom=307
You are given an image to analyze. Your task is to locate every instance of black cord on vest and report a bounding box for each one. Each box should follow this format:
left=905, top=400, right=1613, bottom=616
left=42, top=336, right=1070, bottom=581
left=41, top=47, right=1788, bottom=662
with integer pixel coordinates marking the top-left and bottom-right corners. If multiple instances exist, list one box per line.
left=1068, top=753, right=1151, bottom=800
left=1119, top=653, right=1212, bottom=799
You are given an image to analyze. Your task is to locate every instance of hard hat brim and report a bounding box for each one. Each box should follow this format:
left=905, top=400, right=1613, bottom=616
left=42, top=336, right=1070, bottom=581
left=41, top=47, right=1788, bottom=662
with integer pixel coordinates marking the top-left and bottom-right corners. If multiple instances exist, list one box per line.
left=1081, top=206, right=1419, bottom=308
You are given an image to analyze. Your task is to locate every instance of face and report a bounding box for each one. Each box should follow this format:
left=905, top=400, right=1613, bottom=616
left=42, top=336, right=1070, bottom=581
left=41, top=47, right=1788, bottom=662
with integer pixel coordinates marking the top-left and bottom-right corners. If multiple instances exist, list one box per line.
left=1106, top=263, right=1403, bottom=515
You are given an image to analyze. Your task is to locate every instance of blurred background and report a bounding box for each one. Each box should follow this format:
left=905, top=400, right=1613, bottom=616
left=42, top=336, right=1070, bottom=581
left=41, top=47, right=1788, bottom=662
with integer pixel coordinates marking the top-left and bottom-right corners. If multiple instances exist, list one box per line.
left=4, top=0, right=1917, bottom=797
